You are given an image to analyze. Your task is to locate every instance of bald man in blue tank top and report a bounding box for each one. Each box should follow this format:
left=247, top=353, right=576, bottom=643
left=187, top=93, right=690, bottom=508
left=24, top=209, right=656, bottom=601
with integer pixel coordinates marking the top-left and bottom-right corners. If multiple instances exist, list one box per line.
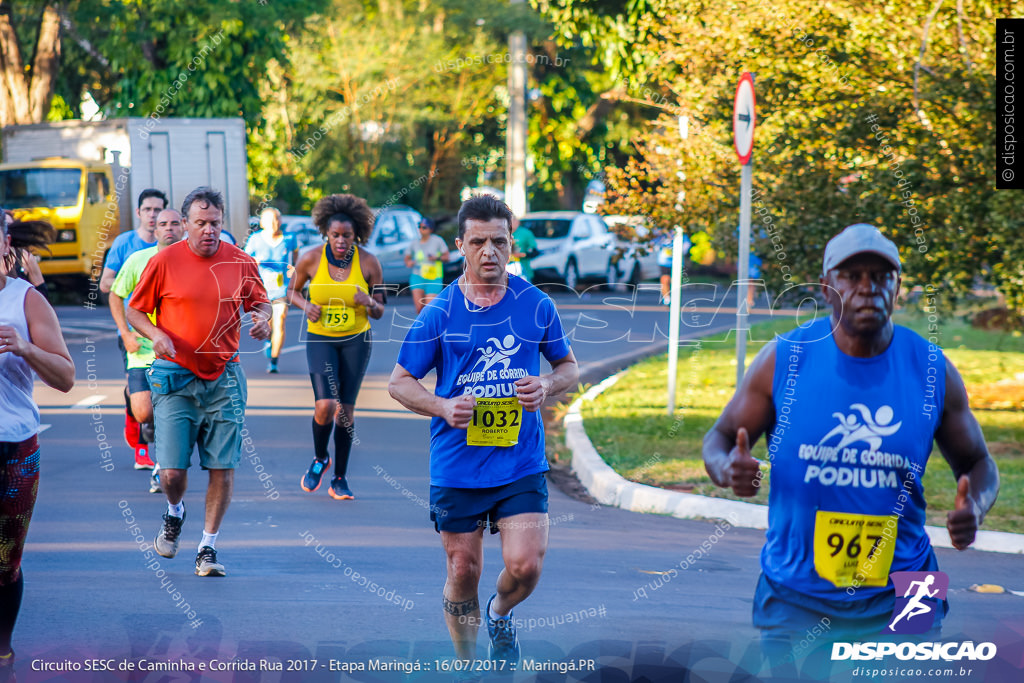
left=703, top=224, right=999, bottom=671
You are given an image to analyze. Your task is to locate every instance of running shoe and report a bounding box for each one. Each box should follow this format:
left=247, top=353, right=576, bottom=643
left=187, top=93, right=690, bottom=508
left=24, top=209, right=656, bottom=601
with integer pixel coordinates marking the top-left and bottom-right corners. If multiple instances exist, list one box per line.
left=485, top=594, right=520, bottom=665
left=134, top=444, right=155, bottom=470
left=154, top=508, right=185, bottom=558
left=149, top=468, right=161, bottom=494
left=328, top=477, right=354, bottom=500
left=124, top=408, right=140, bottom=448
left=267, top=359, right=279, bottom=374
left=195, top=546, right=226, bottom=577
left=300, top=457, right=330, bottom=492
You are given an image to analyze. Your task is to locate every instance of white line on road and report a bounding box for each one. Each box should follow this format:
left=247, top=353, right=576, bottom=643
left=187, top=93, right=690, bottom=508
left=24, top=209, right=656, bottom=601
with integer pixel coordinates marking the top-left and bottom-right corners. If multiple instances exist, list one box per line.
left=71, top=394, right=106, bottom=408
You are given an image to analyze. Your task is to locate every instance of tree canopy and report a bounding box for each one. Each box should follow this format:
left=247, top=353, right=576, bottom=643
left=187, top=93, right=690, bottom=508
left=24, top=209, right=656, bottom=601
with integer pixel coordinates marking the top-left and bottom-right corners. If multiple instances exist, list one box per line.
left=601, top=0, right=1022, bottom=313
left=2, top=0, right=1016, bottom=313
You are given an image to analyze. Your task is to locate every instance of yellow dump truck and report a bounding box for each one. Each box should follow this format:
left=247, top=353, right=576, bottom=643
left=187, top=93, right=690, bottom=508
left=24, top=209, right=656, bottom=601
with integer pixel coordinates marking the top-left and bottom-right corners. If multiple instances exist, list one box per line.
left=1, top=117, right=249, bottom=293
left=0, top=157, right=120, bottom=281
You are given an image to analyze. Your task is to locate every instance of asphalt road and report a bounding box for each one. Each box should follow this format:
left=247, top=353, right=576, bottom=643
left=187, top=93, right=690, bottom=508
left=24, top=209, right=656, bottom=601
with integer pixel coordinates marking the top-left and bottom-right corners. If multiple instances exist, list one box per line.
left=17, top=284, right=1024, bottom=683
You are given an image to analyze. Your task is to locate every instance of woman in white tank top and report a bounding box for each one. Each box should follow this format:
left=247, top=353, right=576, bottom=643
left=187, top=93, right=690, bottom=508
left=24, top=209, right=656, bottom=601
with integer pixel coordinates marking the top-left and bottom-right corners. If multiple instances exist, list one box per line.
left=0, top=211, right=75, bottom=676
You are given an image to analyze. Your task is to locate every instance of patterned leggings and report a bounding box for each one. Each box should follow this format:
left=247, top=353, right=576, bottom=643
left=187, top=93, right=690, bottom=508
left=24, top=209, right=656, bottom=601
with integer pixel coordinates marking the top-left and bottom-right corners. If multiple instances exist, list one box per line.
left=0, top=436, right=39, bottom=587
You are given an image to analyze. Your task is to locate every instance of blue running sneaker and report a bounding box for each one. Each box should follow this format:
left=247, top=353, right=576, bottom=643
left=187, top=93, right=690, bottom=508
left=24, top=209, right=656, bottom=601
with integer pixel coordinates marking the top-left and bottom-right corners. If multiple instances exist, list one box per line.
left=328, top=477, right=354, bottom=500
left=485, top=594, right=520, bottom=665
left=301, top=457, right=330, bottom=492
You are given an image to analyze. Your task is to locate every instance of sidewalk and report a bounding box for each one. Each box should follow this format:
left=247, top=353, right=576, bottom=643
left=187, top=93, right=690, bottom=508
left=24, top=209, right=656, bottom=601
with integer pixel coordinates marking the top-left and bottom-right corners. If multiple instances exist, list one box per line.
left=566, top=371, right=1024, bottom=555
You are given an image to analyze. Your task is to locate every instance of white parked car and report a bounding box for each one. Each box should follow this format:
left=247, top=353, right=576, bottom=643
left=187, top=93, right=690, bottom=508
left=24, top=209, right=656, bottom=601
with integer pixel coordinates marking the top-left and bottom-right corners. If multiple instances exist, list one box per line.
left=519, top=211, right=617, bottom=289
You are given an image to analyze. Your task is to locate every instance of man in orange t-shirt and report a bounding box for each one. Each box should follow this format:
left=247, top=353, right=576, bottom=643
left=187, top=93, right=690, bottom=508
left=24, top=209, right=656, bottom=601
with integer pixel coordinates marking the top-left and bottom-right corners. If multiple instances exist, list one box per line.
left=128, top=186, right=271, bottom=578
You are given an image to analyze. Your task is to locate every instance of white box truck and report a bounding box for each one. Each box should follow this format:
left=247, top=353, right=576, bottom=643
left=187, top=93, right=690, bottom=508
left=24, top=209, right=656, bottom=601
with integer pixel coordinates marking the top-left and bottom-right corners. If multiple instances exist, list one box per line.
left=0, top=117, right=249, bottom=285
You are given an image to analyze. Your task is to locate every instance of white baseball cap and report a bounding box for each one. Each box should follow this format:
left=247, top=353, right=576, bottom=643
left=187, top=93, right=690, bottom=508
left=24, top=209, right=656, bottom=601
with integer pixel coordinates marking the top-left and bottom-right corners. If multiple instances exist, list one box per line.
left=822, top=223, right=901, bottom=275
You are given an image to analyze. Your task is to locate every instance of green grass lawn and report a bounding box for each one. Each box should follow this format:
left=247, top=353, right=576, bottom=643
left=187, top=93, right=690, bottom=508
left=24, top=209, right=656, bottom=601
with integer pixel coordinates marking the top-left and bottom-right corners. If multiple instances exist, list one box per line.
left=578, top=313, right=1024, bottom=532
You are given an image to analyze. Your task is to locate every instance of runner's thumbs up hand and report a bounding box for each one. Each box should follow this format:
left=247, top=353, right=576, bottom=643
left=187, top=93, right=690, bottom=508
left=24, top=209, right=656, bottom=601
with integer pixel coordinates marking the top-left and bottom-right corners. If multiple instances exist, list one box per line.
left=726, top=427, right=761, bottom=497
left=947, top=475, right=979, bottom=551
left=443, top=393, right=476, bottom=429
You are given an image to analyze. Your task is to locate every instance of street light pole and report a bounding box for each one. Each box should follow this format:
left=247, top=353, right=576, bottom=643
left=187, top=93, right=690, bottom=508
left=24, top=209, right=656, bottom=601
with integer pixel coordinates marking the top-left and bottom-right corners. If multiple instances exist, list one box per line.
left=505, top=0, right=528, bottom=216
left=667, top=116, right=688, bottom=415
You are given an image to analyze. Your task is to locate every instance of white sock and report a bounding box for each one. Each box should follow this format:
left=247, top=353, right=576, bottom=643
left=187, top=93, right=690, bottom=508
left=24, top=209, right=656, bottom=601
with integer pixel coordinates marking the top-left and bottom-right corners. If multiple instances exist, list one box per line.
left=489, top=600, right=510, bottom=621
left=167, top=502, right=184, bottom=518
left=199, top=531, right=218, bottom=551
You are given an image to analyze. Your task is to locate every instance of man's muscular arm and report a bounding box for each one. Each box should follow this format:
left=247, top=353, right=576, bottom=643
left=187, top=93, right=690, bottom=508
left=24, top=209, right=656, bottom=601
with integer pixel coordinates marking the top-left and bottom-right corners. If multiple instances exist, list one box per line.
left=934, top=357, right=999, bottom=550
left=702, top=341, right=777, bottom=497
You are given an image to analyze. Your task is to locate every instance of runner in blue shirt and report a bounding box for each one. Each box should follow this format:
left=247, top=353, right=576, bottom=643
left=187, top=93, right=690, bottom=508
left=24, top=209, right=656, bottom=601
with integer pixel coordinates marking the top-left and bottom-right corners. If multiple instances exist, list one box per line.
left=389, top=195, right=579, bottom=668
left=100, top=189, right=168, bottom=293
left=702, top=224, right=999, bottom=675
left=245, top=207, right=298, bottom=373
left=100, top=188, right=168, bottom=469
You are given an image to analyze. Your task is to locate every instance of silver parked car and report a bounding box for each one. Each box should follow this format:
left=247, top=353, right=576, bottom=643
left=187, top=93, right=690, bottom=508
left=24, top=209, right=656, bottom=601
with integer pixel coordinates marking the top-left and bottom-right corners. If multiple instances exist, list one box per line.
left=280, top=215, right=323, bottom=252
left=293, top=205, right=460, bottom=288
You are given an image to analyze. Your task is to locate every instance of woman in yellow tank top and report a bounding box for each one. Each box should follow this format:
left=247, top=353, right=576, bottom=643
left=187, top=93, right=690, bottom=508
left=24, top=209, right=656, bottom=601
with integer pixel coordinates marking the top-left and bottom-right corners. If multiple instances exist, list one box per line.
left=288, top=194, right=385, bottom=500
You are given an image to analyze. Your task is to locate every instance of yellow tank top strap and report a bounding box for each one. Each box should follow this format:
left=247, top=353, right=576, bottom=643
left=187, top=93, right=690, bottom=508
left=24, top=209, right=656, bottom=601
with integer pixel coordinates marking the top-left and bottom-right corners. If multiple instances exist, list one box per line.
left=306, top=246, right=372, bottom=337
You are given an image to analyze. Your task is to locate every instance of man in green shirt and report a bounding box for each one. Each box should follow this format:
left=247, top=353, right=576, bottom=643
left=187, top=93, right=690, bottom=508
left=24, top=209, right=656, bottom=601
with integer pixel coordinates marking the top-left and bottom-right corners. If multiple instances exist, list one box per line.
left=509, top=217, right=538, bottom=283
left=109, top=209, right=184, bottom=492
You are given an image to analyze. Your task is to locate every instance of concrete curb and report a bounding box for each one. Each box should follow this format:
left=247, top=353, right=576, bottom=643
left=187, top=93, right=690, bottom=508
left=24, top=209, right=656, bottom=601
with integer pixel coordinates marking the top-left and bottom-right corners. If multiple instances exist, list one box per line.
left=566, top=371, right=1024, bottom=555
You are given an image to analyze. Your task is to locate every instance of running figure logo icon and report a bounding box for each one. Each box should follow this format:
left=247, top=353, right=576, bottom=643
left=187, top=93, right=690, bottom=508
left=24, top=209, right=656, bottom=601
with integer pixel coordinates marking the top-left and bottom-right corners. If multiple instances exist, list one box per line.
left=817, top=403, right=902, bottom=453
left=471, top=334, right=522, bottom=375
left=886, top=571, right=948, bottom=634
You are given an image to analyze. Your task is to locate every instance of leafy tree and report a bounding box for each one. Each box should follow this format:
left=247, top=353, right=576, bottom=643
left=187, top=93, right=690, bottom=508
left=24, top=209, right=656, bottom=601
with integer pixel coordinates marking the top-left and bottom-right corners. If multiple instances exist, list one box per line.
left=256, top=0, right=546, bottom=212
left=601, top=0, right=1024, bottom=314
left=61, top=0, right=325, bottom=122
left=0, top=1, right=60, bottom=126
left=525, top=0, right=668, bottom=209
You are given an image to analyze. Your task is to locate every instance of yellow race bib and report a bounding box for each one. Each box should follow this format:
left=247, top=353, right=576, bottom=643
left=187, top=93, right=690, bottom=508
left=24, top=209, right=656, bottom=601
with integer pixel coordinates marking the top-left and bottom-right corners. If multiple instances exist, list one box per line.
left=467, top=397, right=522, bottom=447
left=320, top=304, right=356, bottom=332
left=813, top=510, right=897, bottom=587
left=420, top=261, right=442, bottom=280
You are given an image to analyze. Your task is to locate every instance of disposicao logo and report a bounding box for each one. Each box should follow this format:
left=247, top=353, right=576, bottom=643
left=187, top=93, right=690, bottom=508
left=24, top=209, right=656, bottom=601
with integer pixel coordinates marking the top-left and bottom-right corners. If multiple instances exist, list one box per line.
left=831, top=570, right=997, bottom=663
left=886, top=570, right=948, bottom=634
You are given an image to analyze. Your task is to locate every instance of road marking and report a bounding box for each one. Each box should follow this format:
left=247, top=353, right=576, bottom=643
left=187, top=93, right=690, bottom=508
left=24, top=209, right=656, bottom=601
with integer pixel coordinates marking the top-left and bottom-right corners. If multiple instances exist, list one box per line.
left=71, top=394, right=106, bottom=408
left=66, top=332, right=118, bottom=344
left=61, top=325, right=116, bottom=334
left=280, top=345, right=304, bottom=355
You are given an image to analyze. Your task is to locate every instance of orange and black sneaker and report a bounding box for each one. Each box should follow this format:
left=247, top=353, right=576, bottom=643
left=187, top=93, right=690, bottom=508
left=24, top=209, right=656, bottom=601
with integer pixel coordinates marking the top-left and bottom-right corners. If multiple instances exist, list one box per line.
left=328, top=477, right=354, bottom=500
left=301, top=457, right=330, bottom=492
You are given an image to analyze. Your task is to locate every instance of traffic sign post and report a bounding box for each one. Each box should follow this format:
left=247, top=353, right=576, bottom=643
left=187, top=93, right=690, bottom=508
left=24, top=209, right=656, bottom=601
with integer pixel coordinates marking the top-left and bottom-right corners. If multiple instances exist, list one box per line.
left=667, top=116, right=688, bottom=416
left=733, top=72, right=756, bottom=388
left=666, top=226, right=684, bottom=415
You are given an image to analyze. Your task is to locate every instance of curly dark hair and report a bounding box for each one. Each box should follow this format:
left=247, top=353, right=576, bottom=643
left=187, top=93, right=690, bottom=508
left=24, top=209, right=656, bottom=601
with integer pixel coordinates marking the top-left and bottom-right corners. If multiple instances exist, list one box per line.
left=312, top=194, right=375, bottom=244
